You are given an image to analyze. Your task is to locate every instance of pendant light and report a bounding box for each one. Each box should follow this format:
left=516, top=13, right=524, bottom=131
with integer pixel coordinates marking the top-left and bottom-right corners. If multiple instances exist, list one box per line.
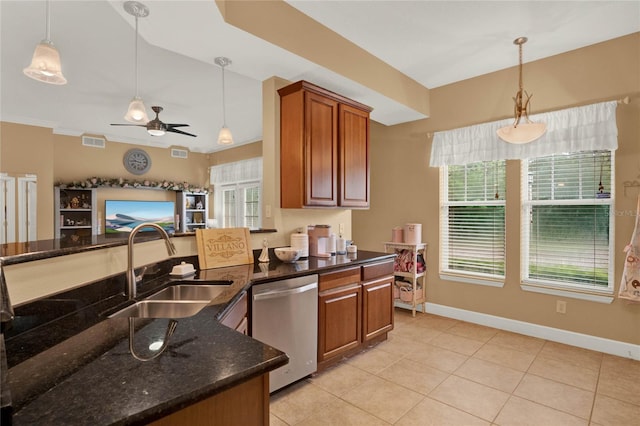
left=123, top=1, right=150, bottom=124
left=23, top=0, right=67, bottom=85
left=215, top=57, right=234, bottom=145
left=496, top=37, right=546, bottom=144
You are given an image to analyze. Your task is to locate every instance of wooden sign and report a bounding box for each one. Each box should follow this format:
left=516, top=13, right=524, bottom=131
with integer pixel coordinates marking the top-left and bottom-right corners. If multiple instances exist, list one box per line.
left=195, top=228, right=254, bottom=269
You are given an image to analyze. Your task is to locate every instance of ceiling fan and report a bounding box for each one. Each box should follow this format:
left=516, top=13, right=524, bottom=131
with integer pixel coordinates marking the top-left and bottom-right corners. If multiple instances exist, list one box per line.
left=111, top=106, right=197, bottom=137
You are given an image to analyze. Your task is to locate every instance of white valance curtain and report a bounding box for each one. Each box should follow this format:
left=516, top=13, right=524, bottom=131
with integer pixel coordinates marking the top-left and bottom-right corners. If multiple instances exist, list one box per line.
left=209, top=157, right=262, bottom=185
left=430, top=101, right=618, bottom=167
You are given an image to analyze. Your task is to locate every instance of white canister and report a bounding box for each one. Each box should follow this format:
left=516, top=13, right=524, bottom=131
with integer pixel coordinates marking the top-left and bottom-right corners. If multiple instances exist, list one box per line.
left=329, top=233, right=337, bottom=255
left=391, top=227, right=404, bottom=243
left=290, top=232, right=309, bottom=257
left=404, top=223, right=422, bottom=244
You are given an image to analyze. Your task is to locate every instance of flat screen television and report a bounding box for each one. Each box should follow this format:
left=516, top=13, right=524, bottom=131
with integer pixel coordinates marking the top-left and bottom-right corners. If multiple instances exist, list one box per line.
left=105, top=200, right=175, bottom=234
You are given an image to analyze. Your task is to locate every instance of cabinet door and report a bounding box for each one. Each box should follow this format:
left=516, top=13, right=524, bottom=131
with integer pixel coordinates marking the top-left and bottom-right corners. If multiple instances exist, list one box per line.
left=362, top=275, right=394, bottom=341
left=339, top=104, right=370, bottom=208
left=220, top=292, right=247, bottom=331
left=318, top=283, right=361, bottom=362
left=304, top=91, right=338, bottom=207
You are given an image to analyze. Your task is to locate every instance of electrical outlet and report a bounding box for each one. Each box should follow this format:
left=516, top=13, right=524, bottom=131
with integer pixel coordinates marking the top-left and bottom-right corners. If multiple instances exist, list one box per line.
left=339, top=223, right=344, bottom=235
left=265, top=204, right=271, bottom=218
left=556, top=300, right=567, bottom=314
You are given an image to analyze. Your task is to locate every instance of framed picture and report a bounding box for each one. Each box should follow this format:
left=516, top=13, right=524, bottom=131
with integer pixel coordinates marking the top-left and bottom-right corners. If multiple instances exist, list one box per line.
left=186, top=196, right=196, bottom=209
left=192, top=212, right=204, bottom=224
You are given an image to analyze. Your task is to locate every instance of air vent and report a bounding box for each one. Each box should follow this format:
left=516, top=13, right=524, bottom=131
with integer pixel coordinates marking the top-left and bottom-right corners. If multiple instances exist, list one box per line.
left=82, top=136, right=105, bottom=148
left=171, top=148, right=188, bottom=159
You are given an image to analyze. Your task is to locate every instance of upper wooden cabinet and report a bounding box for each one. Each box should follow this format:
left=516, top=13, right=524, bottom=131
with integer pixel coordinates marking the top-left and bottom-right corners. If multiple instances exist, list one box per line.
left=279, top=81, right=372, bottom=209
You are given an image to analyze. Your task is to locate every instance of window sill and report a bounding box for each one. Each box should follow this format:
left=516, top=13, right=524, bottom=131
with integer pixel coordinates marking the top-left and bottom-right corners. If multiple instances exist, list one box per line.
left=249, top=228, right=277, bottom=234
left=440, top=273, right=504, bottom=288
left=520, top=283, right=614, bottom=304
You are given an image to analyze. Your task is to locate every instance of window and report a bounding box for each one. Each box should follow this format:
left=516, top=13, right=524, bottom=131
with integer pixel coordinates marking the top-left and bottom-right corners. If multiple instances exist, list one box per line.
left=218, top=182, right=261, bottom=229
left=210, top=157, right=262, bottom=229
left=522, top=150, right=614, bottom=292
left=441, top=160, right=506, bottom=282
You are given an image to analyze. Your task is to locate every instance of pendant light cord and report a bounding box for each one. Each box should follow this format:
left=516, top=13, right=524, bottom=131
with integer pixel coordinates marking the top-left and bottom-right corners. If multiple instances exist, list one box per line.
left=221, top=64, right=227, bottom=126
left=518, top=41, right=523, bottom=92
left=134, top=15, right=139, bottom=97
left=45, top=0, right=51, bottom=41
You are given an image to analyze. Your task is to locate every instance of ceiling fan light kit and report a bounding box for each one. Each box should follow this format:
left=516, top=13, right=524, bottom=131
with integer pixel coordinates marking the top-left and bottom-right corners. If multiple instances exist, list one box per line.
left=123, top=1, right=150, bottom=124
left=111, top=105, right=196, bottom=138
left=215, top=56, right=234, bottom=145
left=147, top=106, right=166, bottom=136
left=496, top=36, right=547, bottom=144
left=23, top=0, right=67, bottom=85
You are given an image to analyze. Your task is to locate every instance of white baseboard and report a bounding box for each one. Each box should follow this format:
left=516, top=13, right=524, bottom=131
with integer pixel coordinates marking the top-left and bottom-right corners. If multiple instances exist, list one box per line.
left=408, top=302, right=640, bottom=361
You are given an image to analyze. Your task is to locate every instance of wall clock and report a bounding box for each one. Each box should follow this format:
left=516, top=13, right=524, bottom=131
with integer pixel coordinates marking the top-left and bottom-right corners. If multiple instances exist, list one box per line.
left=123, top=148, right=152, bottom=175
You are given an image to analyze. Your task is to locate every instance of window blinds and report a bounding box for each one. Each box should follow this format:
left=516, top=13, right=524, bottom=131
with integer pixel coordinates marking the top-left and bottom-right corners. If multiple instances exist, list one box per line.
left=441, top=161, right=506, bottom=279
left=522, top=150, right=613, bottom=289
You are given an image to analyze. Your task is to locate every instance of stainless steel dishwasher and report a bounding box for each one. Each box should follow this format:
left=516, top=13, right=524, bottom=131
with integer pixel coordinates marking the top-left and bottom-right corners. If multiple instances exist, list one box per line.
left=251, top=274, right=318, bottom=393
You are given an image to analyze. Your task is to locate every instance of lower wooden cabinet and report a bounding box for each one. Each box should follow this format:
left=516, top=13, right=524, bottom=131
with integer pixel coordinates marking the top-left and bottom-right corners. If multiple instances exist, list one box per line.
left=318, top=282, right=361, bottom=362
left=362, top=275, right=394, bottom=341
left=149, top=373, right=269, bottom=426
left=317, top=261, right=394, bottom=370
left=361, top=260, right=395, bottom=342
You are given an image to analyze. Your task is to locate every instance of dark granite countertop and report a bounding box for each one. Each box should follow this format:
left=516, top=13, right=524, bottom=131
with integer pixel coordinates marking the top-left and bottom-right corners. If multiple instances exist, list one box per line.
left=2, top=248, right=395, bottom=425
left=0, top=231, right=276, bottom=266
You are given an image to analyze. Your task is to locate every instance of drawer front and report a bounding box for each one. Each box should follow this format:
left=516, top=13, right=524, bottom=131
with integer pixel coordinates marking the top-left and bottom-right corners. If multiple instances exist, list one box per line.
left=361, top=260, right=394, bottom=281
left=319, top=266, right=361, bottom=292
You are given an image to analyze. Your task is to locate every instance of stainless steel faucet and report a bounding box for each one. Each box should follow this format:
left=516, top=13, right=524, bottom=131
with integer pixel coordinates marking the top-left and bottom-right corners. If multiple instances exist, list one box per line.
left=127, top=222, right=176, bottom=299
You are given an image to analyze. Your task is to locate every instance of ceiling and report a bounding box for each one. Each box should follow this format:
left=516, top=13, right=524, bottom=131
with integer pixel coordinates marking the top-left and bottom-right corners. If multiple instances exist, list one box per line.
left=1, top=1, right=638, bottom=153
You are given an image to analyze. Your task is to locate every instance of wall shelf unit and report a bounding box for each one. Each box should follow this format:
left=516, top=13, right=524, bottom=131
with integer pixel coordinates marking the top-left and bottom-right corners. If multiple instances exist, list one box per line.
left=177, top=191, right=208, bottom=233
left=383, top=242, right=427, bottom=317
left=55, top=187, right=97, bottom=241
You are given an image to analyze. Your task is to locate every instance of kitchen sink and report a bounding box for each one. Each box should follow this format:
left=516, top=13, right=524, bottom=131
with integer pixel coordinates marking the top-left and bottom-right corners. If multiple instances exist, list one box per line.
left=146, top=284, right=230, bottom=301
left=108, top=300, right=210, bottom=319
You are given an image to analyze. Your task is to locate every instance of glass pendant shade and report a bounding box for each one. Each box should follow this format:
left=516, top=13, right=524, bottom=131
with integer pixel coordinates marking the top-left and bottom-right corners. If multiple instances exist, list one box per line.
left=124, top=96, right=149, bottom=123
left=497, top=121, right=546, bottom=144
left=217, top=126, right=234, bottom=145
left=23, top=40, right=67, bottom=85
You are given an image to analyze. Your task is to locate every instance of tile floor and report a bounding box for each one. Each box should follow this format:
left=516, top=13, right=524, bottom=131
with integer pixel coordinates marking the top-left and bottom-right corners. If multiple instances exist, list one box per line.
left=269, top=308, right=640, bottom=425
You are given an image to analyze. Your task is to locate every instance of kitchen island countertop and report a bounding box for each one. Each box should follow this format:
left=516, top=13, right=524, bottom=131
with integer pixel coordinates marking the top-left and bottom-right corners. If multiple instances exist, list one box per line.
left=3, top=249, right=394, bottom=425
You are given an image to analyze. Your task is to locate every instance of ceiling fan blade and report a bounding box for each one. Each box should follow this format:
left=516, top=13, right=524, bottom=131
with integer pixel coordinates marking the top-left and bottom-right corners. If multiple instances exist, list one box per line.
left=166, top=123, right=190, bottom=128
left=167, top=128, right=197, bottom=137
left=110, top=123, right=147, bottom=127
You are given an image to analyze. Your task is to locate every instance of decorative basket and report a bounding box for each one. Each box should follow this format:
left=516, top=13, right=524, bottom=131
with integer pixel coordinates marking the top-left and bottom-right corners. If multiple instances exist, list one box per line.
left=394, top=279, right=412, bottom=300
left=399, top=287, right=414, bottom=302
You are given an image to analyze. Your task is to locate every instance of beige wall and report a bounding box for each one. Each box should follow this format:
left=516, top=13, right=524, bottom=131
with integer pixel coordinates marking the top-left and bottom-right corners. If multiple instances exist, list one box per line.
left=353, top=33, right=640, bottom=345
left=247, top=76, right=353, bottom=250
left=1, top=123, right=56, bottom=238
left=0, top=123, right=210, bottom=240
left=209, top=141, right=262, bottom=166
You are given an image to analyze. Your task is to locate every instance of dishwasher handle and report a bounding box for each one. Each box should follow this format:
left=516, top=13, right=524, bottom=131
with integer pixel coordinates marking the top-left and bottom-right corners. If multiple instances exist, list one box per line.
left=253, top=282, right=317, bottom=301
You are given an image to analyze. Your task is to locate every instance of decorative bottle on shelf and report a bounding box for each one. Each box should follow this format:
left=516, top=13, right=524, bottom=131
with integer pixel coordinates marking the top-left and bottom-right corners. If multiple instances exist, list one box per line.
left=258, top=238, right=270, bottom=263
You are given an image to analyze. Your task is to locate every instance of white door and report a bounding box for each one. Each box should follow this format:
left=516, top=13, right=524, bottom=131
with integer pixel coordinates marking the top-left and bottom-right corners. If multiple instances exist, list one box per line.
left=0, top=173, right=16, bottom=243
left=17, top=175, right=37, bottom=242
